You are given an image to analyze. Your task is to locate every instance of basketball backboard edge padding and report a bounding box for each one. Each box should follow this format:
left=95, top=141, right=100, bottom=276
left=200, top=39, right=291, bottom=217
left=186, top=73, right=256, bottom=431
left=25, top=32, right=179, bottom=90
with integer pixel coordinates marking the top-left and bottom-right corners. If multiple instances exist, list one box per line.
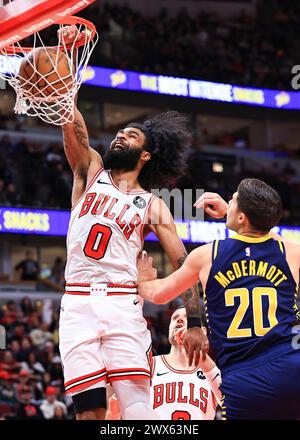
left=0, top=0, right=96, bottom=50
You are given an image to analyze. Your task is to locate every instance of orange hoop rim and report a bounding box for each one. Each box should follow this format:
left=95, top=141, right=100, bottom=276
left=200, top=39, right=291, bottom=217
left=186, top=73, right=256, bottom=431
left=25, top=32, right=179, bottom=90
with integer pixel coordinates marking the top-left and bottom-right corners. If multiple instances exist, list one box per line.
left=1, top=16, right=97, bottom=55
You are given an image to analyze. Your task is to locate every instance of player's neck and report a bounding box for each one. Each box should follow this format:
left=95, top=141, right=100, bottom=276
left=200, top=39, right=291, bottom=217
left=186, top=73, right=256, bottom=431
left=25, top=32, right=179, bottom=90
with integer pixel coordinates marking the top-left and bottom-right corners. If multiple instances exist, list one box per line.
left=166, top=346, right=195, bottom=371
left=236, top=227, right=270, bottom=238
left=110, top=169, right=142, bottom=192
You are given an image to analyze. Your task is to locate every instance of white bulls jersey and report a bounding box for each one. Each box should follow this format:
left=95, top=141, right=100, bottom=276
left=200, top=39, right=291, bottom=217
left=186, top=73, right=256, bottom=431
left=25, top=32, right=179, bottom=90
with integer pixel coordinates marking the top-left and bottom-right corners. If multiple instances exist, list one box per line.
left=151, top=355, right=217, bottom=420
left=65, top=168, right=154, bottom=284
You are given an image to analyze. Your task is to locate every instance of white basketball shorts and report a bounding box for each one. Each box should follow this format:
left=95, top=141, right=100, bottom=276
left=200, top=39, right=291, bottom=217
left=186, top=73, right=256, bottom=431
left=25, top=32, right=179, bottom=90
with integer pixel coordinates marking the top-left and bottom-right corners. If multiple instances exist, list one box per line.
left=59, top=286, right=152, bottom=396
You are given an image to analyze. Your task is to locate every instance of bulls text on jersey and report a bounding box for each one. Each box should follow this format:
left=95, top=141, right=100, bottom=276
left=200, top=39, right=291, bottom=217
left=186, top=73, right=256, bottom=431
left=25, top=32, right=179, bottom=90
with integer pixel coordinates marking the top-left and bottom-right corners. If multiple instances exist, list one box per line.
left=78, top=192, right=142, bottom=240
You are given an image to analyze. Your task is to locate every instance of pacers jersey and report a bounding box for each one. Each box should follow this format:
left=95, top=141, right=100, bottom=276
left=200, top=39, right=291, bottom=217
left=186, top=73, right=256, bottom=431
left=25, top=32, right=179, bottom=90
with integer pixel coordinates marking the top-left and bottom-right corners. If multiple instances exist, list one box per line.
left=151, top=355, right=216, bottom=420
left=205, top=235, right=300, bottom=375
left=65, top=168, right=154, bottom=284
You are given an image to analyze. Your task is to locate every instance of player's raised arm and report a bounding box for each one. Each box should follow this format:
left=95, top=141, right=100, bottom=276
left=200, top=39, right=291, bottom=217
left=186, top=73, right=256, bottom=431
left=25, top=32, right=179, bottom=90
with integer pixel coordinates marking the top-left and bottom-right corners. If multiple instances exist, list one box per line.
left=58, top=25, right=103, bottom=206
left=62, top=106, right=103, bottom=206
left=194, top=192, right=229, bottom=218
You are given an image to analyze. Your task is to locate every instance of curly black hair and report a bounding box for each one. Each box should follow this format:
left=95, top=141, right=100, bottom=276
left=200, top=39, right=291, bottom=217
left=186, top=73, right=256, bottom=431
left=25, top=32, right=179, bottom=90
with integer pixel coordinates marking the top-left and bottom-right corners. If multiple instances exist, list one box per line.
left=127, top=111, right=191, bottom=191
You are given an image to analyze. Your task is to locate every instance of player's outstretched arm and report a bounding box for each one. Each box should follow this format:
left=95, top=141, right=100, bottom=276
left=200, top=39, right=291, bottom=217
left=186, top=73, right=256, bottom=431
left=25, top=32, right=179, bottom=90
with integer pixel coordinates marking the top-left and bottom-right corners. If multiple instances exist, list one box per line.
left=62, top=106, right=103, bottom=206
left=137, top=249, right=202, bottom=304
left=147, top=197, right=210, bottom=364
left=147, top=198, right=202, bottom=317
left=147, top=199, right=203, bottom=324
left=58, top=26, right=103, bottom=206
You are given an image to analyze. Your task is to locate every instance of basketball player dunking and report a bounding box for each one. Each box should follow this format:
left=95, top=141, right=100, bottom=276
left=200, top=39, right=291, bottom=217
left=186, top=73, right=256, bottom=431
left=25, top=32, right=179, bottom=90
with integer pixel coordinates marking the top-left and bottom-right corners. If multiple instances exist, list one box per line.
left=107, top=307, right=221, bottom=420
left=138, top=179, right=300, bottom=420
left=58, top=26, right=207, bottom=421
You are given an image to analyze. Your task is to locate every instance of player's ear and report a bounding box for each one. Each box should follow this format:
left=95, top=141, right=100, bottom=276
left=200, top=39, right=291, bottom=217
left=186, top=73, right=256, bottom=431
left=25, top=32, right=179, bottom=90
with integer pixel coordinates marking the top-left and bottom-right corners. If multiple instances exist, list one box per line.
left=141, top=151, right=151, bottom=162
left=238, top=212, right=246, bottom=225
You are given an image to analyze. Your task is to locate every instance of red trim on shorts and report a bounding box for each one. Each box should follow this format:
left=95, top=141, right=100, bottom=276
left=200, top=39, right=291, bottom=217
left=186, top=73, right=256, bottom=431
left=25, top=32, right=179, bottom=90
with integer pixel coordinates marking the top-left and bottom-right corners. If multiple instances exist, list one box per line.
left=66, top=283, right=137, bottom=288
left=64, top=291, right=90, bottom=296
left=64, top=369, right=107, bottom=394
left=65, top=282, right=138, bottom=296
left=65, top=376, right=106, bottom=395
left=65, top=368, right=106, bottom=388
left=65, top=283, right=91, bottom=287
left=108, top=374, right=150, bottom=383
left=65, top=291, right=137, bottom=296
left=71, top=167, right=104, bottom=211
left=107, top=368, right=150, bottom=375
left=107, top=368, right=150, bottom=383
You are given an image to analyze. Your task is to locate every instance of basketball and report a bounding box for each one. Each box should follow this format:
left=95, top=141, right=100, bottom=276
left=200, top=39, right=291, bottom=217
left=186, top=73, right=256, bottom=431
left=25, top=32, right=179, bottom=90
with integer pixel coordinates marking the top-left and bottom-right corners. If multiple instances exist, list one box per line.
left=18, top=47, right=74, bottom=99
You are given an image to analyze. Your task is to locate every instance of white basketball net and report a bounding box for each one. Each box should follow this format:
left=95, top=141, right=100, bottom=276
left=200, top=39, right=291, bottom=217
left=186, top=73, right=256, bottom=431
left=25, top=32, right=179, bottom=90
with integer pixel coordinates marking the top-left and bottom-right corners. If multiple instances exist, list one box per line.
left=0, top=22, right=98, bottom=125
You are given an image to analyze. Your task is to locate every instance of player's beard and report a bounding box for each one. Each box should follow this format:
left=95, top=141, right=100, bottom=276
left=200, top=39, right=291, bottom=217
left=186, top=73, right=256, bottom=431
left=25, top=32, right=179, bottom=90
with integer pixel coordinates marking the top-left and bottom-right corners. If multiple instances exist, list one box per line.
left=104, top=147, right=143, bottom=171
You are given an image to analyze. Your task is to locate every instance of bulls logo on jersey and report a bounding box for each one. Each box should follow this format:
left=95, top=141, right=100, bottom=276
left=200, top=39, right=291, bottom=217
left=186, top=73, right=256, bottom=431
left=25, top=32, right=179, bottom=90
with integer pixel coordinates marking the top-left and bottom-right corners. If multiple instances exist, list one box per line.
left=133, top=196, right=146, bottom=209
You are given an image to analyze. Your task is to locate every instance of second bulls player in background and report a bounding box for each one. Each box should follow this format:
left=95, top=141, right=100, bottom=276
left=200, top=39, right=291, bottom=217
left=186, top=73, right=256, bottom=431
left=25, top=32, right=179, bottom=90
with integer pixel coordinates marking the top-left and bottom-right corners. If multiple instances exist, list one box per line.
left=107, top=307, right=221, bottom=420
left=58, top=26, right=207, bottom=421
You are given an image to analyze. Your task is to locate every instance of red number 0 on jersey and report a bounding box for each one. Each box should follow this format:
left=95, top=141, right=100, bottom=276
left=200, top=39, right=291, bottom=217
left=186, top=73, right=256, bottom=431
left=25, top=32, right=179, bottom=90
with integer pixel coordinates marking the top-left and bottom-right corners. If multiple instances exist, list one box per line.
left=172, top=410, right=191, bottom=420
left=84, top=224, right=112, bottom=260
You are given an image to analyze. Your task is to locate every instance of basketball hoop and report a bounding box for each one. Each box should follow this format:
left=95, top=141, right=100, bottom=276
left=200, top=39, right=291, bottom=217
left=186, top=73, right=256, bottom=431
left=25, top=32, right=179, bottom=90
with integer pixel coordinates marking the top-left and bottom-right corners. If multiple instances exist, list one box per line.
left=0, top=0, right=99, bottom=126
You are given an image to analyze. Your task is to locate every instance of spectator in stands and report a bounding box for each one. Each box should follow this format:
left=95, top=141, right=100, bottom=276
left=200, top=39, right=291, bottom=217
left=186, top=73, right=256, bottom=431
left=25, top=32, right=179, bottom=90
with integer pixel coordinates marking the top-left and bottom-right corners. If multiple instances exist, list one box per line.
left=18, top=337, right=34, bottom=363
left=84, top=1, right=300, bottom=90
left=47, top=356, right=63, bottom=384
left=0, top=351, right=20, bottom=375
left=15, top=250, right=40, bottom=281
left=0, top=371, right=15, bottom=404
left=9, top=324, right=26, bottom=344
left=13, top=370, right=31, bottom=402
left=20, top=297, right=33, bottom=317
left=10, top=340, right=22, bottom=362
left=29, top=323, right=52, bottom=348
left=21, top=352, right=45, bottom=376
left=51, top=405, right=68, bottom=420
left=39, top=371, right=50, bottom=388
left=50, top=257, right=65, bottom=287
left=40, top=386, right=67, bottom=420
left=41, top=341, right=56, bottom=365
left=15, top=387, right=44, bottom=420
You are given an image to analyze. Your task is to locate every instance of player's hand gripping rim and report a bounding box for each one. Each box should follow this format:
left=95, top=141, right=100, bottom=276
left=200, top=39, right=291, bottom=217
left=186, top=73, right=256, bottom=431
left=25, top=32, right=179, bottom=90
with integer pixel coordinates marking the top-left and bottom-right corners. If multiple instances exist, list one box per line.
left=57, top=25, right=85, bottom=46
